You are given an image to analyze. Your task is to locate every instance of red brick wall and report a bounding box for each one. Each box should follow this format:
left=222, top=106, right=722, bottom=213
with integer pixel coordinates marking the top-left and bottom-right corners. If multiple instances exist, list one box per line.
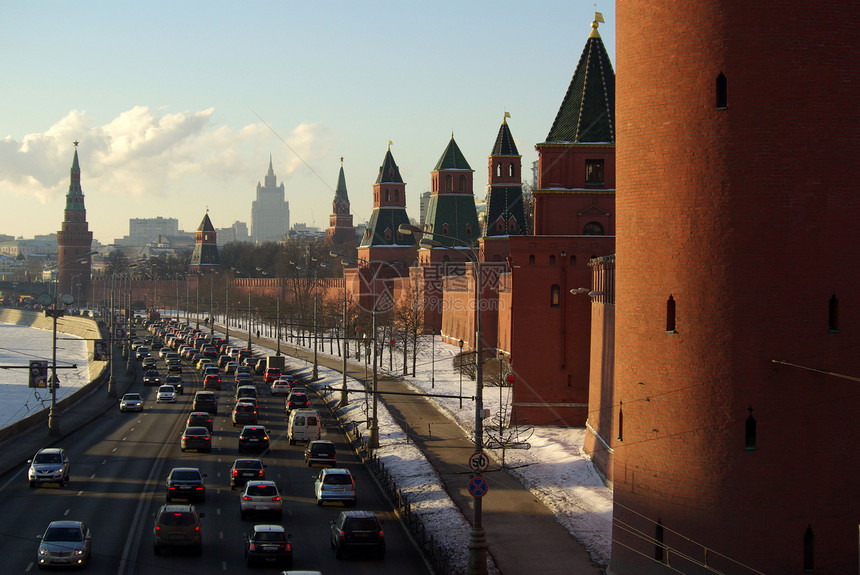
left=613, top=2, right=860, bottom=573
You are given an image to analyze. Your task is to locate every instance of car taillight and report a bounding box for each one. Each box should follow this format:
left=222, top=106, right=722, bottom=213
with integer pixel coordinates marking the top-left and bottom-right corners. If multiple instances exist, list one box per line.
left=195, top=486, right=203, bottom=491
left=195, top=526, right=200, bottom=532
left=263, top=436, right=269, bottom=441
left=155, top=526, right=160, bottom=531
left=272, top=496, right=281, bottom=502
left=232, top=470, right=238, bottom=477
left=257, top=470, right=264, bottom=477
left=248, top=543, right=256, bottom=551
left=379, top=529, right=385, bottom=540
left=242, top=496, right=252, bottom=501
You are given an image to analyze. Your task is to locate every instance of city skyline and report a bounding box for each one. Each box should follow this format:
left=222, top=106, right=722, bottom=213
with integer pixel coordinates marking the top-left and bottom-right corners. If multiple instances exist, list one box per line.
left=0, top=2, right=616, bottom=244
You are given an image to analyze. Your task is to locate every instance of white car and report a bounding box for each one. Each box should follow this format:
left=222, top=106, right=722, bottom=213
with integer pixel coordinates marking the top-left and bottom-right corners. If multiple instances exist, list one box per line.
left=37, top=520, right=91, bottom=568
left=314, top=468, right=356, bottom=506
left=239, top=480, right=282, bottom=519
left=120, top=393, right=143, bottom=412
left=270, top=378, right=291, bottom=396
left=28, top=448, right=71, bottom=488
left=156, top=385, right=177, bottom=403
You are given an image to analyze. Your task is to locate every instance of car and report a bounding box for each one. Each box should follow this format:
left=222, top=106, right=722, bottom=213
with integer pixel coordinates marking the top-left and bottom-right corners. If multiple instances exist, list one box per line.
left=263, top=367, right=281, bottom=383
left=229, top=458, right=266, bottom=489
left=203, top=365, right=220, bottom=379
left=37, top=520, right=92, bottom=567
left=143, top=369, right=162, bottom=386
left=119, top=392, right=144, bottom=412
left=196, top=358, right=214, bottom=372
left=166, top=467, right=206, bottom=502
left=314, top=468, right=356, bottom=506
left=166, top=357, right=182, bottom=372
left=153, top=504, right=203, bottom=555
left=187, top=411, right=213, bottom=433
left=203, top=374, right=221, bottom=391
left=236, top=364, right=253, bottom=376
left=288, top=409, right=321, bottom=445
left=238, top=425, right=270, bottom=453
left=181, top=426, right=212, bottom=453
left=202, top=345, right=218, bottom=358
left=234, top=372, right=254, bottom=387
left=329, top=510, right=385, bottom=559
left=270, top=378, right=291, bottom=396
left=192, top=391, right=217, bottom=415
left=224, top=361, right=240, bottom=374
left=142, top=356, right=158, bottom=369
left=136, top=346, right=151, bottom=360
left=131, top=339, right=144, bottom=351
left=158, top=347, right=172, bottom=359
left=239, top=480, right=283, bottom=519
left=28, top=447, right=70, bottom=488
left=236, top=385, right=257, bottom=400
left=304, top=440, right=337, bottom=467
left=218, top=354, right=232, bottom=368
left=165, top=374, right=184, bottom=394
left=243, top=524, right=292, bottom=568
left=286, top=391, right=310, bottom=412
left=232, top=402, right=258, bottom=427
left=156, top=385, right=177, bottom=403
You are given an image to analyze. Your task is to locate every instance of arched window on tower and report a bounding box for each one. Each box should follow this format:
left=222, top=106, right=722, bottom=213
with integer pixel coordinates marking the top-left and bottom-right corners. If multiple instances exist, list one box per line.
left=395, top=189, right=400, bottom=201
left=716, top=73, right=728, bottom=109
left=445, top=175, right=452, bottom=191
left=496, top=163, right=502, bottom=177
left=465, top=224, right=472, bottom=236
left=385, top=189, right=390, bottom=202
left=583, top=221, right=604, bottom=235
left=459, top=175, right=466, bottom=191
left=496, top=218, right=505, bottom=232
left=441, top=223, right=449, bottom=235
left=549, top=255, right=556, bottom=266
left=509, top=163, right=516, bottom=178
left=550, top=284, right=560, bottom=307
left=745, top=406, right=757, bottom=451
left=508, top=218, right=517, bottom=233
left=384, top=228, right=392, bottom=241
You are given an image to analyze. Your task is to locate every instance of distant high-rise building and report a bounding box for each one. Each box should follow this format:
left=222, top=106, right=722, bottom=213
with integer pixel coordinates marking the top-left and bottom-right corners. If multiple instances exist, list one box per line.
left=56, top=143, right=94, bottom=304
left=217, top=221, right=250, bottom=245
left=251, top=156, right=290, bottom=244
left=128, top=217, right=180, bottom=245
left=418, top=191, right=431, bottom=226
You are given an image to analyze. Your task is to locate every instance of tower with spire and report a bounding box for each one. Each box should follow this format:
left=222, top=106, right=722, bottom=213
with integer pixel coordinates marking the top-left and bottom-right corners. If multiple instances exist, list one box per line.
left=325, top=157, right=356, bottom=244
left=189, top=211, right=220, bottom=274
left=357, top=144, right=416, bottom=268
left=56, top=142, right=94, bottom=305
left=485, top=115, right=526, bottom=236
left=251, top=156, right=290, bottom=244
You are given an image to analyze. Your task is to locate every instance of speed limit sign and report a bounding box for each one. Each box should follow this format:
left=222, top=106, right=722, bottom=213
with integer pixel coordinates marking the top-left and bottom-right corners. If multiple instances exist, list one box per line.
left=469, top=451, right=489, bottom=473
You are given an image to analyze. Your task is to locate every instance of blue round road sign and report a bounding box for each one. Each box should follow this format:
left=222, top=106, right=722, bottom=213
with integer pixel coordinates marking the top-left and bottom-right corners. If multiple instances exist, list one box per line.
left=468, top=476, right=489, bottom=498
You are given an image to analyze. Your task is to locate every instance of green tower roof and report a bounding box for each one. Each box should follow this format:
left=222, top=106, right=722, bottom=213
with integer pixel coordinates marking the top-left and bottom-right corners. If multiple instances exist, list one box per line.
left=434, top=135, right=473, bottom=171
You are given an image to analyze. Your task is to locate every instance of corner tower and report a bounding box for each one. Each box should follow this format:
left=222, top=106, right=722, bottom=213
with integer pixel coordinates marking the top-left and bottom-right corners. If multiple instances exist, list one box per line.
left=56, top=142, right=94, bottom=304
left=611, top=3, right=859, bottom=574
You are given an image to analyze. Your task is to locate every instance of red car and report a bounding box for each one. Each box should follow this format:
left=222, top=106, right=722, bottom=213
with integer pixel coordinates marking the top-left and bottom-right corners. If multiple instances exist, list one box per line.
left=263, top=368, right=281, bottom=383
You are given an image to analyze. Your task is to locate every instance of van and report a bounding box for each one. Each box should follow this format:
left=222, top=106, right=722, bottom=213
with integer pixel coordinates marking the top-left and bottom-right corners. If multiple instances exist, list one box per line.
left=288, top=409, right=321, bottom=445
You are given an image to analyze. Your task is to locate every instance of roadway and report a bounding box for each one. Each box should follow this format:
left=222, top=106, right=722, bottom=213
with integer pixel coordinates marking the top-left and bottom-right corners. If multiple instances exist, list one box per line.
left=0, top=325, right=430, bottom=574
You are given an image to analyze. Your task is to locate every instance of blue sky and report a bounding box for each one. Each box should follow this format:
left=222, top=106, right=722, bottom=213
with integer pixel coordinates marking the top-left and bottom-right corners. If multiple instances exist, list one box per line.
left=0, top=1, right=615, bottom=244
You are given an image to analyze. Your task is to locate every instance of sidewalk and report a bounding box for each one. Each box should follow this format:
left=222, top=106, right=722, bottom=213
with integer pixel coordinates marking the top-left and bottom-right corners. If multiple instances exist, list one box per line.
left=266, top=333, right=605, bottom=575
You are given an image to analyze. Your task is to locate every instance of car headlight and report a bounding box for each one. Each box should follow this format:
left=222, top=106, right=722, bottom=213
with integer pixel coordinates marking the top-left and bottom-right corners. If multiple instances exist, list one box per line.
left=74, top=549, right=85, bottom=556
left=39, top=548, right=48, bottom=555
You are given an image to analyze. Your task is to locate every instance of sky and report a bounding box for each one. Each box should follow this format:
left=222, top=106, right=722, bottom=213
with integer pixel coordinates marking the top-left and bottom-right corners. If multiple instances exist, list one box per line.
left=0, top=1, right=616, bottom=245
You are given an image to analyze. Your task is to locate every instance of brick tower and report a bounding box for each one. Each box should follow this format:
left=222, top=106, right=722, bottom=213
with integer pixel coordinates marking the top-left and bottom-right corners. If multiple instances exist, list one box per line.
left=56, top=142, right=93, bottom=305
left=422, top=134, right=479, bottom=249
left=189, top=211, right=220, bottom=274
left=611, top=3, right=860, bottom=574
left=325, top=157, right=356, bottom=244
left=484, top=114, right=526, bottom=237
left=357, top=144, right=416, bottom=269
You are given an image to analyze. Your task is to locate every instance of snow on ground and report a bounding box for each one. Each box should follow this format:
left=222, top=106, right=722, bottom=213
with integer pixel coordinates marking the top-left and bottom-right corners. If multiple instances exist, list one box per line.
left=0, top=322, right=89, bottom=430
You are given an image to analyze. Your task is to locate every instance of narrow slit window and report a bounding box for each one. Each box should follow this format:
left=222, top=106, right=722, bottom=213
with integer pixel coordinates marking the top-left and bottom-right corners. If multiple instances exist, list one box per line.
left=509, top=162, right=515, bottom=178
left=551, top=284, right=560, bottom=307
left=745, top=406, right=757, bottom=451
left=803, top=526, right=814, bottom=572
left=459, top=175, right=466, bottom=191
left=666, top=296, right=676, bottom=333
left=829, top=294, right=839, bottom=332
left=618, top=402, right=623, bottom=441
left=716, top=73, right=728, bottom=109
left=529, top=254, right=535, bottom=265
left=549, top=255, right=556, bottom=266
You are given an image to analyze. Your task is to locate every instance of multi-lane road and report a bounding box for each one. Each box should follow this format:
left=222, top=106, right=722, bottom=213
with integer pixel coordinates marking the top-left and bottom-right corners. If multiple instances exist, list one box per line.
left=0, top=340, right=430, bottom=574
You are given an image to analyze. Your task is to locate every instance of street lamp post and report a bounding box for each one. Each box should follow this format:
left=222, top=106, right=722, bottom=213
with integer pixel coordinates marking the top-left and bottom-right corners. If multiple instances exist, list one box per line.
left=399, top=223, right=487, bottom=575
left=45, top=251, right=97, bottom=436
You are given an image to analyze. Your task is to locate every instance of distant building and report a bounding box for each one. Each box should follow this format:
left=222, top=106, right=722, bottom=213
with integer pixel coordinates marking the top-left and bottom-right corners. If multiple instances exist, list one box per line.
left=251, top=156, right=290, bottom=244
left=0, top=239, right=58, bottom=260
left=326, top=158, right=357, bottom=244
left=217, top=221, right=250, bottom=245
left=418, top=191, right=431, bottom=226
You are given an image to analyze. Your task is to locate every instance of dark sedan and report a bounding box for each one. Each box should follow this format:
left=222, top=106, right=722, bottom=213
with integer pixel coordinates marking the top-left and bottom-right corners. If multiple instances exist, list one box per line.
left=180, top=427, right=212, bottom=453
left=143, top=369, right=162, bottom=386
left=243, top=524, right=292, bottom=568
